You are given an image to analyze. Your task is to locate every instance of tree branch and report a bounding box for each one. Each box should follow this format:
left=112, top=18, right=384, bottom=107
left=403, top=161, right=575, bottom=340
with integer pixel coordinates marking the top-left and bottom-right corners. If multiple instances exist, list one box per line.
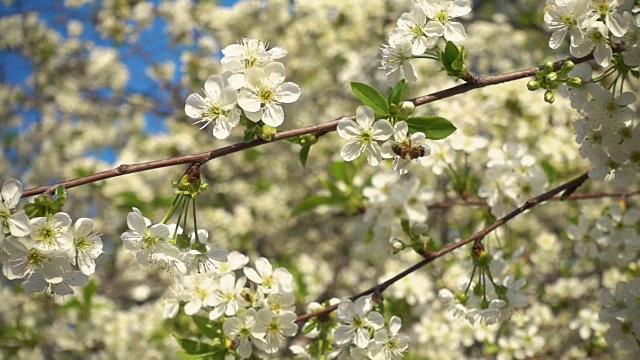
left=21, top=55, right=593, bottom=198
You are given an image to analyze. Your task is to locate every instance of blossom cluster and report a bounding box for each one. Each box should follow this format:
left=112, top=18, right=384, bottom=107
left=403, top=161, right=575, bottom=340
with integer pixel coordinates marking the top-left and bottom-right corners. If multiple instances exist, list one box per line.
left=163, top=255, right=298, bottom=358
left=562, top=64, right=639, bottom=186
left=337, top=106, right=431, bottom=175
left=380, top=0, right=472, bottom=83
left=544, top=0, right=639, bottom=67
left=120, top=207, right=228, bottom=275
left=292, top=295, right=410, bottom=359
left=439, top=255, right=528, bottom=326
left=0, top=179, right=103, bottom=295
left=478, top=143, right=548, bottom=217
left=599, top=278, right=640, bottom=355
left=185, top=38, right=301, bottom=139
left=566, top=202, right=640, bottom=266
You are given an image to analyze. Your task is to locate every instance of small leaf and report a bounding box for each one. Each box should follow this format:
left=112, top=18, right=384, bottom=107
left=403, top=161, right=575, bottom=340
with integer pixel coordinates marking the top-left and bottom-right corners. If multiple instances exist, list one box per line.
left=299, top=145, right=311, bottom=168
left=192, top=316, right=221, bottom=340
left=388, top=79, right=407, bottom=105
left=444, top=41, right=460, bottom=64
left=351, top=82, right=389, bottom=115
left=406, top=116, right=457, bottom=140
left=292, top=195, right=344, bottom=215
left=175, top=337, right=219, bottom=355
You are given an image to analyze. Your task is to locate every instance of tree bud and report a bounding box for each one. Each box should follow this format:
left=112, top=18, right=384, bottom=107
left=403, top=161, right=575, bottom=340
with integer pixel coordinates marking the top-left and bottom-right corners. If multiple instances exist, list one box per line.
left=566, top=77, right=583, bottom=87
left=397, top=101, right=415, bottom=119
left=560, top=60, right=574, bottom=72
left=544, top=61, right=555, bottom=73
left=544, top=90, right=555, bottom=104
left=545, top=72, right=558, bottom=83
left=527, top=80, right=540, bottom=91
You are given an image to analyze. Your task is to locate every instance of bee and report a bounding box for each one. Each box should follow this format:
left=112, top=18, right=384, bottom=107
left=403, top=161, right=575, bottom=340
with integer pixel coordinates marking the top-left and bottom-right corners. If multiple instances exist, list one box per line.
left=391, top=142, right=427, bottom=160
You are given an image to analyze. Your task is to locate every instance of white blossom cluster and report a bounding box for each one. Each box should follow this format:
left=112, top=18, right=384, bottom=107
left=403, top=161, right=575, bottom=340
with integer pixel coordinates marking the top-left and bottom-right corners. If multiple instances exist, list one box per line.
left=0, top=179, right=103, bottom=295
left=438, top=255, right=528, bottom=326
left=567, top=203, right=640, bottom=266
left=120, top=207, right=228, bottom=274
left=163, top=254, right=298, bottom=358
left=185, top=38, right=301, bottom=138
left=559, top=63, right=639, bottom=186
left=291, top=295, right=410, bottom=360
left=478, top=143, right=549, bottom=217
left=380, top=0, right=472, bottom=84
left=337, top=106, right=431, bottom=175
left=599, top=277, right=640, bottom=355
left=544, top=0, right=639, bottom=67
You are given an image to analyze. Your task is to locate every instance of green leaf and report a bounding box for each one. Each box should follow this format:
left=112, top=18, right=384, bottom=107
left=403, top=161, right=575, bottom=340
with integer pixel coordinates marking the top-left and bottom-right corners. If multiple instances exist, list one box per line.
left=299, top=144, right=311, bottom=168
left=388, top=79, right=407, bottom=105
left=292, top=195, right=344, bottom=215
left=406, top=116, right=457, bottom=140
left=23, top=185, right=67, bottom=217
left=350, top=82, right=389, bottom=115
left=192, top=316, right=222, bottom=340
left=444, top=41, right=460, bottom=65
left=175, top=337, right=219, bottom=355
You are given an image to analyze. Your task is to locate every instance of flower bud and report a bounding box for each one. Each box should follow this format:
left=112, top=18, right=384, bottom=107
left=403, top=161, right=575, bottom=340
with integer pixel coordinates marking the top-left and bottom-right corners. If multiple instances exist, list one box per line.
left=390, top=237, right=406, bottom=253
left=545, top=72, right=558, bottom=83
left=527, top=80, right=540, bottom=91
left=566, top=77, right=583, bottom=88
left=544, top=90, right=555, bottom=104
left=560, top=60, right=574, bottom=72
left=544, top=61, right=555, bottom=73
left=397, top=101, right=415, bottom=119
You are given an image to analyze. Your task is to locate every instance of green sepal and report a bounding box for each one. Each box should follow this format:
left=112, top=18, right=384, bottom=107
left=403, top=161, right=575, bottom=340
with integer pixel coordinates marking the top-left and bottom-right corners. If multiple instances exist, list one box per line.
left=405, top=116, right=456, bottom=140
left=243, top=127, right=256, bottom=142
left=388, top=79, right=407, bottom=106
left=23, top=185, right=67, bottom=217
left=351, top=82, right=389, bottom=115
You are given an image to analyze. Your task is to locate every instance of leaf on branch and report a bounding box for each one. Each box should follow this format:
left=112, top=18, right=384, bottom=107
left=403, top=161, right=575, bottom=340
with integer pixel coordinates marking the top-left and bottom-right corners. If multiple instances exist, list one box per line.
left=292, top=195, right=344, bottom=215
left=192, top=315, right=223, bottom=340
left=406, top=116, right=457, bottom=140
left=299, top=144, right=311, bottom=168
left=388, top=79, right=407, bottom=106
left=351, top=82, right=389, bottom=115
left=174, top=336, right=220, bottom=356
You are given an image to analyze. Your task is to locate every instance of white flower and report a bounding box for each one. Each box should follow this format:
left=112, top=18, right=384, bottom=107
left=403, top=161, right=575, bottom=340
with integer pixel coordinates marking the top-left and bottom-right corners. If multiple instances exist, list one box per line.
left=22, top=270, right=88, bottom=296
left=69, top=217, right=103, bottom=275
left=252, top=309, right=298, bottom=354
left=588, top=0, right=629, bottom=37
left=237, top=62, right=300, bottom=127
left=185, top=74, right=240, bottom=139
left=392, top=6, right=442, bottom=55
left=0, top=179, right=31, bottom=245
left=243, top=257, right=294, bottom=294
left=337, top=106, right=393, bottom=166
left=209, top=272, right=246, bottom=320
left=381, top=121, right=431, bottom=175
left=544, top=0, right=592, bottom=49
left=221, top=38, right=287, bottom=74
left=380, top=37, right=418, bottom=84
left=570, top=21, right=613, bottom=67
left=29, top=212, right=74, bottom=252
left=120, top=208, right=182, bottom=268
left=416, top=0, right=472, bottom=42
left=334, top=296, right=385, bottom=348
left=368, top=316, right=410, bottom=360
left=181, top=229, right=228, bottom=274
left=223, top=308, right=260, bottom=358
left=2, top=237, right=69, bottom=283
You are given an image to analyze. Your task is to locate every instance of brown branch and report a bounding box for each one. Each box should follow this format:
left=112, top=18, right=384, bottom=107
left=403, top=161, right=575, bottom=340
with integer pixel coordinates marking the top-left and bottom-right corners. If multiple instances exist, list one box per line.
left=21, top=55, right=593, bottom=198
left=294, top=172, right=591, bottom=323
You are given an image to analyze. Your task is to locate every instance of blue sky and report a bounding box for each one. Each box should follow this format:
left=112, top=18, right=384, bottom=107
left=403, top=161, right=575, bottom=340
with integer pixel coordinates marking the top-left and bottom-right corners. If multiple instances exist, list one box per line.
left=0, top=0, right=239, bottom=162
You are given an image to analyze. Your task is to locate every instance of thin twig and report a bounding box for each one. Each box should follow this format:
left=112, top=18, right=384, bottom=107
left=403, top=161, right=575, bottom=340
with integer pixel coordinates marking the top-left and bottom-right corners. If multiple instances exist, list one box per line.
left=295, top=172, right=591, bottom=323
